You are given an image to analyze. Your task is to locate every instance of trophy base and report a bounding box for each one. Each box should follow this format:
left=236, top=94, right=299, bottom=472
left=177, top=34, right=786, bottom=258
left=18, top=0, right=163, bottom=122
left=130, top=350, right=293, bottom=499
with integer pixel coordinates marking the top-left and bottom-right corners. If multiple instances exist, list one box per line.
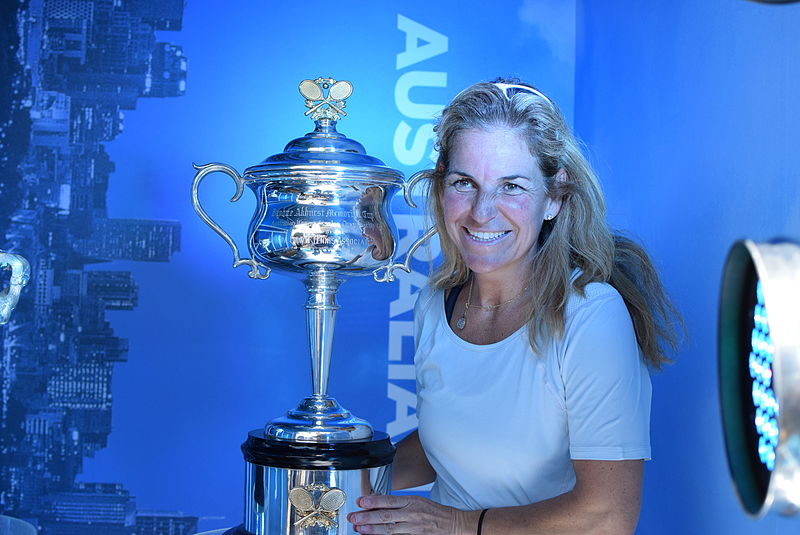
left=266, top=395, right=373, bottom=442
left=240, top=429, right=395, bottom=535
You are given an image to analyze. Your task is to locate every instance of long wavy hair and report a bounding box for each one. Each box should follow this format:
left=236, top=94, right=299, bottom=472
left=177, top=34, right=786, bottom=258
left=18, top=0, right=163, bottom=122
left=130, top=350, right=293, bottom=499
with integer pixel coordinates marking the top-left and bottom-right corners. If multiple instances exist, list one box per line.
left=424, top=80, right=682, bottom=369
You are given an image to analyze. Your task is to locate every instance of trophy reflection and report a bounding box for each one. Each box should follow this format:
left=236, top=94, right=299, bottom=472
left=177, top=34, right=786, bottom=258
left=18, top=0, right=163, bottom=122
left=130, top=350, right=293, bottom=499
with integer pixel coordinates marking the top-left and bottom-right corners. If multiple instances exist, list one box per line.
left=191, top=77, right=431, bottom=535
left=0, top=251, right=30, bottom=325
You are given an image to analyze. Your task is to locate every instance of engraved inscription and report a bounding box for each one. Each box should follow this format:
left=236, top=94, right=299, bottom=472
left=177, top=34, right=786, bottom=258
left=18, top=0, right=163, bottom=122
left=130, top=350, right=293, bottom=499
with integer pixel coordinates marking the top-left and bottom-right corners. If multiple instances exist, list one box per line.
left=273, top=206, right=357, bottom=220
left=289, top=234, right=367, bottom=249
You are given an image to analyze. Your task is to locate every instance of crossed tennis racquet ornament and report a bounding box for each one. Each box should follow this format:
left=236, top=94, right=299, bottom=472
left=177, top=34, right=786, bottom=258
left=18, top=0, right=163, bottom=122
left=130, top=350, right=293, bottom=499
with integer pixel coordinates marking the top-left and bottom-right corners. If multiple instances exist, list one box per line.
left=299, top=78, right=354, bottom=121
left=289, top=483, right=347, bottom=530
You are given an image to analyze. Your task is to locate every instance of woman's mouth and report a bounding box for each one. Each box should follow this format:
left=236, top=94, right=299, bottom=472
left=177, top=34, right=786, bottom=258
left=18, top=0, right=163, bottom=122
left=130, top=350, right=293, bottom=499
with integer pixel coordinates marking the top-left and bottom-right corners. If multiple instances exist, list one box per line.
left=464, top=228, right=511, bottom=243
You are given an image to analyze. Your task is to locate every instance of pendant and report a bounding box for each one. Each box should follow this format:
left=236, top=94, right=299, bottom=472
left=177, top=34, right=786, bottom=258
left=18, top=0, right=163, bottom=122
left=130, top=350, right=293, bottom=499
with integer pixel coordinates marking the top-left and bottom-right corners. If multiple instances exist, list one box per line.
left=456, top=315, right=466, bottom=330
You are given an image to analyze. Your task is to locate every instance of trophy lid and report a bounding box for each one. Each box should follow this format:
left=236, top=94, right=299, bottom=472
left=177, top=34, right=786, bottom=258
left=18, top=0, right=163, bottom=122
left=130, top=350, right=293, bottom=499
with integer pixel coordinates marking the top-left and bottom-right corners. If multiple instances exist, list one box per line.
left=243, top=77, right=404, bottom=185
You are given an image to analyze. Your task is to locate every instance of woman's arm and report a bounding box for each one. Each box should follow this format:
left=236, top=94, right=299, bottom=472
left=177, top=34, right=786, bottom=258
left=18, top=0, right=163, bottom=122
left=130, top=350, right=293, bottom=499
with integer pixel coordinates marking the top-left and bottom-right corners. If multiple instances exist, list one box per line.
left=391, top=430, right=436, bottom=491
left=479, top=459, right=642, bottom=534
left=350, top=458, right=643, bottom=535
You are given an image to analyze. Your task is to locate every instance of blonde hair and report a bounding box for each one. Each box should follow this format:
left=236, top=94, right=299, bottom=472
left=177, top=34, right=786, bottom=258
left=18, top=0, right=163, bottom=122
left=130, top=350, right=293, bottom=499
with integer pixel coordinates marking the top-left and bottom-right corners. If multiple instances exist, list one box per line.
left=424, top=80, right=682, bottom=368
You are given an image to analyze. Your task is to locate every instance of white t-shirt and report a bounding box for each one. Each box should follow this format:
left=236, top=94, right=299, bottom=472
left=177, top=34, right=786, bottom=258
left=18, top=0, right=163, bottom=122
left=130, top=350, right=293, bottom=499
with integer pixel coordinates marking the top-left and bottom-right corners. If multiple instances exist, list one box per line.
left=413, top=282, right=652, bottom=510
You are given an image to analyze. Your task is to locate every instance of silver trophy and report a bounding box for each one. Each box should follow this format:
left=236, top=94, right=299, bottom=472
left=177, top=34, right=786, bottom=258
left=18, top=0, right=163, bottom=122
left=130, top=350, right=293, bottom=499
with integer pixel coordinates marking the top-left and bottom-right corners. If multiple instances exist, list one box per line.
left=191, top=77, right=432, bottom=535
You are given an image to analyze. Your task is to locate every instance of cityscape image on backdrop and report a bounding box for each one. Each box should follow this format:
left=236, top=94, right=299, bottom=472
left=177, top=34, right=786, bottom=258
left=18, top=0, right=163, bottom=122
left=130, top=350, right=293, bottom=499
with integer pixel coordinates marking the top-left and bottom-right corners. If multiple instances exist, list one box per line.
left=0, top=0, right=190, bottom=533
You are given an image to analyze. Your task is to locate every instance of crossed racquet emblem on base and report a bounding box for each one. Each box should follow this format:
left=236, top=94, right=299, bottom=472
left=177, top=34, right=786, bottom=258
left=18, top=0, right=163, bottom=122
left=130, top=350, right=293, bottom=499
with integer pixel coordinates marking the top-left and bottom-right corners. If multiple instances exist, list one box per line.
left=289, top=483, right=347, bottom=530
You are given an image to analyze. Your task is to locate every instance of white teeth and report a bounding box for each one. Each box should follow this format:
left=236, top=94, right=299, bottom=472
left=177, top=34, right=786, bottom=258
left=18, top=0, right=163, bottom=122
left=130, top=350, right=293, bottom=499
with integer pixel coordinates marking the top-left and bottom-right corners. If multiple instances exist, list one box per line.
left=466, top=229, right=508, bottom=242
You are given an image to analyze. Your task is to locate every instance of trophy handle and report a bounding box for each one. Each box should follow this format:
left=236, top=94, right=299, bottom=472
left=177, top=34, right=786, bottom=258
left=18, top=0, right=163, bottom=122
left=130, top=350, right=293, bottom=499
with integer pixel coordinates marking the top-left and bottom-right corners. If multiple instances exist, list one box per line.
left=373, top=170, right=439, bottom=283
left=191, top=162, right=271, bottom=280
left=0, top=251, right=31, bottom=325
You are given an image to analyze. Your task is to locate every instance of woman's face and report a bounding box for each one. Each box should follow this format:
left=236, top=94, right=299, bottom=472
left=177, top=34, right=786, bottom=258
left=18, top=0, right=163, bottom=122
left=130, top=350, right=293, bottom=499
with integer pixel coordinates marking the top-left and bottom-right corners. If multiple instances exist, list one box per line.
left=441, top=128, right=561, bottom=281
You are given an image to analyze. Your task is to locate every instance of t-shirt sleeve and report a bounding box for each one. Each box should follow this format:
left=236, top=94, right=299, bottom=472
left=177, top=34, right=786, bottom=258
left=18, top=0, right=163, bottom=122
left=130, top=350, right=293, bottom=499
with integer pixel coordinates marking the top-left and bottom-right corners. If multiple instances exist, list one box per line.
left=560, top=286, right=652, bottom=461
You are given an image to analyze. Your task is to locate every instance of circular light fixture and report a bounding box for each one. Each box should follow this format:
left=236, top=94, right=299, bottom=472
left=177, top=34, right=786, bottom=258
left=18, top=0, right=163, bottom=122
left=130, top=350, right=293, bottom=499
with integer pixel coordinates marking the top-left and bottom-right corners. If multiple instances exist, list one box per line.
left=719, top=239, right=800, bottom=517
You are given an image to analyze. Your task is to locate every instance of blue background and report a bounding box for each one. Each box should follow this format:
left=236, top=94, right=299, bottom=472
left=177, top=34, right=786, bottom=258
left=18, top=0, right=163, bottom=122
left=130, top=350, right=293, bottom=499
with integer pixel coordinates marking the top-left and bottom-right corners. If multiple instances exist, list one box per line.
left=575, top=2, right=799, bottom=533
left=5, top=0, right=799, bottom=533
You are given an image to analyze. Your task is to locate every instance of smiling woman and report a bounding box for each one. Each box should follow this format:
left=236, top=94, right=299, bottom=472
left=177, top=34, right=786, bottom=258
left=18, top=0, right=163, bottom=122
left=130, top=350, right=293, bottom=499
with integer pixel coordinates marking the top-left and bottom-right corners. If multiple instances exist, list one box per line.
left=347, top=80, right=684, bottom=535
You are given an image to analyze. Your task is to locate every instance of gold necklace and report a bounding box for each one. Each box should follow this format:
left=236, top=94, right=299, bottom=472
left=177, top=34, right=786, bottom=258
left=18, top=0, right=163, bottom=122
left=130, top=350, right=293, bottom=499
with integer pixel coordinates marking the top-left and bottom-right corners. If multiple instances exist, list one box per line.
left=455, top=276, right=531, bottom=330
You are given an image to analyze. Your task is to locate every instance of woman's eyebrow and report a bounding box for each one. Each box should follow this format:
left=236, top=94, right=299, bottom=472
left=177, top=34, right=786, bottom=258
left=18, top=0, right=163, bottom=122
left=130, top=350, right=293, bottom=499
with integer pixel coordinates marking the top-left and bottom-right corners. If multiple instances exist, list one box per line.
left=446, top=170, right=532, bottom=181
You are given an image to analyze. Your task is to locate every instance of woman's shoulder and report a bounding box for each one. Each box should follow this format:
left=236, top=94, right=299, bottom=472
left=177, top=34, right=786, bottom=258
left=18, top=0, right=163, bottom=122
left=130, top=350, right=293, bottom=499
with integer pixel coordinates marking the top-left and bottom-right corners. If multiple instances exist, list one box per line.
left=413, top=284, right=444, bottom=343
left=414, top=284, right=443, bottom=317
left=557, top=281, right=641, bottom=371
left=566, top=280, right=621, bottom=312
left=563, top=281, right=628, bottom=330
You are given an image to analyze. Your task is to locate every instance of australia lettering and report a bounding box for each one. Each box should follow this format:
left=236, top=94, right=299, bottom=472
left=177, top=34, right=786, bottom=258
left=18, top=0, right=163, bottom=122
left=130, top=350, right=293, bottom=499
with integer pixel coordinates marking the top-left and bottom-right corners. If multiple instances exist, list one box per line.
left=393, top=15, right=449, bottom=167
left=387, top=15, right=448, bottom=441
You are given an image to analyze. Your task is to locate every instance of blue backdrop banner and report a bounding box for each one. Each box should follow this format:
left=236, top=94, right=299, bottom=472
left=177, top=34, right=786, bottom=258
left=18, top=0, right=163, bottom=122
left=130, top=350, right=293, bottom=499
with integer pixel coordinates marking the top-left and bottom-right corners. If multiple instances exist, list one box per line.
left=6, top=1, right=799, bottom=534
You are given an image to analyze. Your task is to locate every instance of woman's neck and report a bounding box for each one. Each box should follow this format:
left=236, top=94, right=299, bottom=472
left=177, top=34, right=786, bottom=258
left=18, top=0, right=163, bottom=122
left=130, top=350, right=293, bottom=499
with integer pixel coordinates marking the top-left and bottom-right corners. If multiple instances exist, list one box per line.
left=470, top=268, right=533, bottom=308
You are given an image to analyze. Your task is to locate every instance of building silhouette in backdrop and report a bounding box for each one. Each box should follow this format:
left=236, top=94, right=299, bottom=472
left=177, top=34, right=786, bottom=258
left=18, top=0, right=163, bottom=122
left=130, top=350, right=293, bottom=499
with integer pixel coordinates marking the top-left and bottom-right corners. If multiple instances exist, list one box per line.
left=0, top=0, right=193, bottom=532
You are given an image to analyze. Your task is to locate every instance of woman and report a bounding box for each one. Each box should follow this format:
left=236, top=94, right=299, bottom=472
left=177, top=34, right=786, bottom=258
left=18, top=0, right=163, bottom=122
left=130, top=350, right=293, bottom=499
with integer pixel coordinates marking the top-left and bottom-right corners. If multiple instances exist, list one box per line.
left=348, top=80, right=681, bottom=534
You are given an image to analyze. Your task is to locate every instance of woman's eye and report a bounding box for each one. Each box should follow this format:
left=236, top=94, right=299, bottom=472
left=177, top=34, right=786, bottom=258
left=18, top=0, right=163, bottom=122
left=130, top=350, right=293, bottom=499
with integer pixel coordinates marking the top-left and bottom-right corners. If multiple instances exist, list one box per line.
left=502, top=182, right=525, bottom=194
left=450, top=179, right=474, bottom=192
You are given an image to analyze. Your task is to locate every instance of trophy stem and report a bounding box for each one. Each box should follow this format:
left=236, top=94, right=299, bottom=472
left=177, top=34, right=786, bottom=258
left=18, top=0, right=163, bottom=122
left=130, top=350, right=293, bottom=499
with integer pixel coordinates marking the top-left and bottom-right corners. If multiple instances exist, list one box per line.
left=265, top=269, right=372, bottom=442
left=304, top=270, right=342, bottom=398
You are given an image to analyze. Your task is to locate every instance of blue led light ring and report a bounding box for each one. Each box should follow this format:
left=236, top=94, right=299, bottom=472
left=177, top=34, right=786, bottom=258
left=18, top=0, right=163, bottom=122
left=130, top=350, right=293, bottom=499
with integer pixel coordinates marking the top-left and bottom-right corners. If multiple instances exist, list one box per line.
left=751, top=280, right=779, bottom=471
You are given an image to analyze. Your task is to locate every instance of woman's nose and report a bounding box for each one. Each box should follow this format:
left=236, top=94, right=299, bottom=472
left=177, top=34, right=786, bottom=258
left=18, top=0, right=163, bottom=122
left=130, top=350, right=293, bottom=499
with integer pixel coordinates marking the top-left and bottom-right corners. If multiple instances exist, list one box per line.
left=471, top=191, right=498, bottom=223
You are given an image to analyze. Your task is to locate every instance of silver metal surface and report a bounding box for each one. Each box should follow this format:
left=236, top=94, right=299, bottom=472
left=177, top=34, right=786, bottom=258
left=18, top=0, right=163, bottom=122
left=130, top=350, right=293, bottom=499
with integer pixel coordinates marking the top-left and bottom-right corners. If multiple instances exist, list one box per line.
left=191, top=162, right=271, bottom=280
left=190, top=78, right=435, bottom=442
left=246, top=174, right=400, bottom=276
left=266, top=395, right=372, bottom=443
left=244, top=462, right=392, bottom=535
left=719, top=239, right=800, bottom=517
left=0, top=515, right=37, bottom=535
left=748, top=240, right=800, bottom=516
left=300, top=78, right=353, bottom=121
left=372, top=171, right=439, bottom=283
left=266, top=270, right=371, bottom=442
left=305, top=271, right=341, bottom=399
left=0, top=251, right=30, bottom=325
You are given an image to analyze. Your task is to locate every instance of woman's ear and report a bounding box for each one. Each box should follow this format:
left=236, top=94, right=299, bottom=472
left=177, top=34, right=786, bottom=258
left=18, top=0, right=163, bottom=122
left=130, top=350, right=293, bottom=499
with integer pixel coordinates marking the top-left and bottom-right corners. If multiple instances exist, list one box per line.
left=544, top=169, right=567, bottom=220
